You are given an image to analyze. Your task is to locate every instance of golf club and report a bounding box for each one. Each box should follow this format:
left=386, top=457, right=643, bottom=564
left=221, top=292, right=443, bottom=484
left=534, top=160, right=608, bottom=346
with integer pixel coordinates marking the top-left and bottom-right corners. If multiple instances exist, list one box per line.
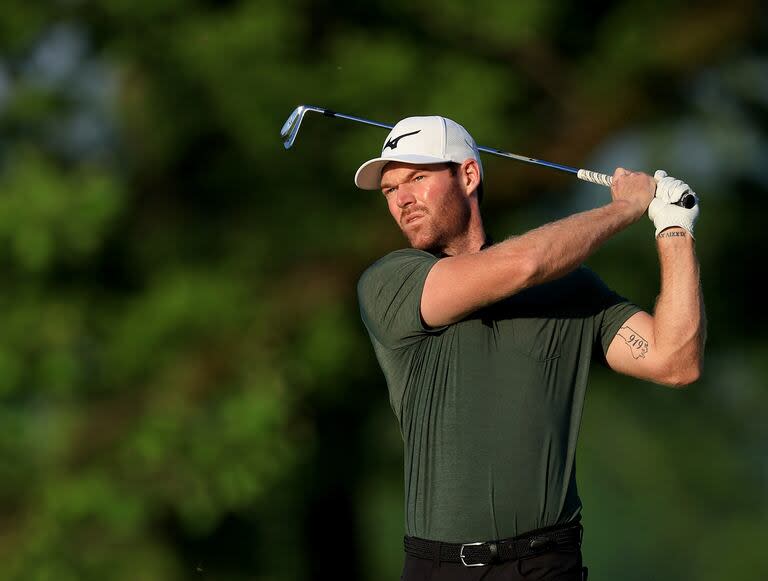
left=281, top=104, right=697, bottom=208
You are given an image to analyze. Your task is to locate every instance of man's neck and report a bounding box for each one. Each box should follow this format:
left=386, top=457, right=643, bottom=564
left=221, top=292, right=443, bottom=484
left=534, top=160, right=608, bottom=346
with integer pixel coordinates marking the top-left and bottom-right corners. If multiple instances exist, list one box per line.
left=435, top=213, right=489, bottom=257
left=440, top=232, right=487, bottom=257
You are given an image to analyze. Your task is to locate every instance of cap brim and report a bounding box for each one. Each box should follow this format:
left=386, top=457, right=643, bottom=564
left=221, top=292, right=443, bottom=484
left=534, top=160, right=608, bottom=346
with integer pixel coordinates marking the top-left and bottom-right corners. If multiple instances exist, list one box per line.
left=354, top=154, right=451, bottom=190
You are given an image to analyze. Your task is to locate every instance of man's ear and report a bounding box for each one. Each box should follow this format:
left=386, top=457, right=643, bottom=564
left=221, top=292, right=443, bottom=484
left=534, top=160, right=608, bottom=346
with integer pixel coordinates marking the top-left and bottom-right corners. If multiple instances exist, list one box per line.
left=460, top=159, right=481, bottom=197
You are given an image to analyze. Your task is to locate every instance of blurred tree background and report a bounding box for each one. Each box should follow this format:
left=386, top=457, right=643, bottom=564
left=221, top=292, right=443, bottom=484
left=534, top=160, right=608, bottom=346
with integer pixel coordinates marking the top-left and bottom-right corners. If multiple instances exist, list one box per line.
left=0, top=0, right=766, bottom=579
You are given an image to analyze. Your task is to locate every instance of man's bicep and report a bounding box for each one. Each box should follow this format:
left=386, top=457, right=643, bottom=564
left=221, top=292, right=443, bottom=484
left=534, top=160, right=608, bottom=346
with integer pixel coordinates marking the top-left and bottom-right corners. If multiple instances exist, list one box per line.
left=605, top=311, right=663, bottom=380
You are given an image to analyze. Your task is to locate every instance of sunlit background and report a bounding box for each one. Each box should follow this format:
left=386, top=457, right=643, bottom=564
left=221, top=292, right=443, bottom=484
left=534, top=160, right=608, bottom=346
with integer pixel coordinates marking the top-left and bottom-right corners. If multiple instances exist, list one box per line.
left=0, top=1, right=766, bottom=580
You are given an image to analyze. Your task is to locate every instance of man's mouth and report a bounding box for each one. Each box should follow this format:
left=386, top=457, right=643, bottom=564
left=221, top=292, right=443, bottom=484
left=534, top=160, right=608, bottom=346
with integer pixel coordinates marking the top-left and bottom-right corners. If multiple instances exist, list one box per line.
left=402, top=212, right=424, bottom=226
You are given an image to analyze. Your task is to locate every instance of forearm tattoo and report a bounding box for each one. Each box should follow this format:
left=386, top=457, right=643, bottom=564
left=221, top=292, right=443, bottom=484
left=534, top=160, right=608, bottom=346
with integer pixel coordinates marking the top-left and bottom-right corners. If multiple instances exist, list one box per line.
left=657, top=231, right=687, bottom=239
left=617, top=326, right=649, bottom=359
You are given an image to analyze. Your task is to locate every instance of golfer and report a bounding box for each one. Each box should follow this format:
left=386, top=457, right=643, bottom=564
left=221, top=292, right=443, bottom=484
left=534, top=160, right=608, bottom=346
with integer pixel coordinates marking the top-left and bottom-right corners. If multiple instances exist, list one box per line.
left=354, top=116, right=705, bottom=580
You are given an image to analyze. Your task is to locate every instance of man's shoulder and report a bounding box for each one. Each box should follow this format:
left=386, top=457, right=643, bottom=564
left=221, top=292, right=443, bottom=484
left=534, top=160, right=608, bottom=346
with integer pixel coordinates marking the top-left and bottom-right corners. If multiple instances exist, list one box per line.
left=499, top=265, right=621, bottom=318
left=356, top=248, right=443, bottom=344
left=559, top=265, right=605, bottom=289
left=521, top=265, right=603, bottom=296
left=358, top=248, right=437, bottom=285
left=556, top=265, right=633, bottom=313
left=356, top=248, right=439, bottom=313
left=364, top=247, right=437, bottom=269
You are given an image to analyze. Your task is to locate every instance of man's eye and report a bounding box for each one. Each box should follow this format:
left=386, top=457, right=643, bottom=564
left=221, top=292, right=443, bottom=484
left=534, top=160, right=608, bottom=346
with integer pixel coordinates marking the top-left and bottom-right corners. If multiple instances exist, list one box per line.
left=384, top=187, right=396, bottom=196
left=414, top=175, right=424, bottom=182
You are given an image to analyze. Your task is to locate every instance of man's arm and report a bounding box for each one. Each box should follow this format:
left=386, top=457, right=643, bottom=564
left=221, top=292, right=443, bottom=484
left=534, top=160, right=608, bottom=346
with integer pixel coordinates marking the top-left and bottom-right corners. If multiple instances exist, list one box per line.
left=605, top=227, right=706, bottom=387
left=421, top=169, right=654, bottom=327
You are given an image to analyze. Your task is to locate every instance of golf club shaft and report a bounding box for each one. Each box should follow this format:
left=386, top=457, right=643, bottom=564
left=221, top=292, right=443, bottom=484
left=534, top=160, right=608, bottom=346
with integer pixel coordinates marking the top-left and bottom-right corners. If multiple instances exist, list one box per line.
left=282, top=105, right=696, bottom=208
left=313, top=108, right=588, bottom=176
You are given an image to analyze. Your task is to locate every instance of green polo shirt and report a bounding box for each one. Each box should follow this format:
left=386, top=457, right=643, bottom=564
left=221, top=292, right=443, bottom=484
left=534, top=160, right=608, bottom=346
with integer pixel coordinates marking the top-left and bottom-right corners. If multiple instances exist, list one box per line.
left=357, top=248, right=641, bottom=543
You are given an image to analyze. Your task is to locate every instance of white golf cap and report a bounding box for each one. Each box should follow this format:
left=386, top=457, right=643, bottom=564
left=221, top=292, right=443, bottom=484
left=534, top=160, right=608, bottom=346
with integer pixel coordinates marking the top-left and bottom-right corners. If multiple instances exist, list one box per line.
left=354, top=115, right=483, bottom=190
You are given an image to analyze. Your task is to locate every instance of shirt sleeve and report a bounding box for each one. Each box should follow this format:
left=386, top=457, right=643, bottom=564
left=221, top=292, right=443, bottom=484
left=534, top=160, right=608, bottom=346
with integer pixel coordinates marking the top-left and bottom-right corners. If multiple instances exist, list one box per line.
left=357, top=249, right=445, bottom=349
left=579, top=267, right=643, bottom=358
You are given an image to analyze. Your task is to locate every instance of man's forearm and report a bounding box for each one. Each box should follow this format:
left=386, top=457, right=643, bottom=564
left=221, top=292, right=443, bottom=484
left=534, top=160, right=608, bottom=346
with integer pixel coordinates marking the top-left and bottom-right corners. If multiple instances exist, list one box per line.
left=422, top=200, right=640, bottom=326
left=511, top=199, right=639, bottom=288
left=651, top=228, right=706, bottom=382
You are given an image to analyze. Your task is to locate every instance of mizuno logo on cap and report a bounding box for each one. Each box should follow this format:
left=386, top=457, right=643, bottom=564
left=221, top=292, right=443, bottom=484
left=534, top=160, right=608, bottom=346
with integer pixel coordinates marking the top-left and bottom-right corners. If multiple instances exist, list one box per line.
left=383, top=130, right=421, bottom=151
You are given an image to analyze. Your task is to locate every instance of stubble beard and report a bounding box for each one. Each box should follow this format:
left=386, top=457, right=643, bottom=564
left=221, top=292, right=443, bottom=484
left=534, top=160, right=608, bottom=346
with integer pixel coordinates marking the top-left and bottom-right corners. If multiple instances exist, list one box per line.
left=403, top=196, right=471, bottom=255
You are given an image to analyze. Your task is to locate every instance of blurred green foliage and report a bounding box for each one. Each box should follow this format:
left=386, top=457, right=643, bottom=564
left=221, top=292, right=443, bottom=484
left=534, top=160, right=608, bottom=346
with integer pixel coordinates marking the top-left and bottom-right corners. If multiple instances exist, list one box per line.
left=0, top=0, right=766, bottom=579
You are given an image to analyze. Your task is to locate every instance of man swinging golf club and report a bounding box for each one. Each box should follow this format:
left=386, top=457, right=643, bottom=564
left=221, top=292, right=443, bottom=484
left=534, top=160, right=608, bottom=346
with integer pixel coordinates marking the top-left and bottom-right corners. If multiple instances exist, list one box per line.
left=355, top=115, right=705, bottom=580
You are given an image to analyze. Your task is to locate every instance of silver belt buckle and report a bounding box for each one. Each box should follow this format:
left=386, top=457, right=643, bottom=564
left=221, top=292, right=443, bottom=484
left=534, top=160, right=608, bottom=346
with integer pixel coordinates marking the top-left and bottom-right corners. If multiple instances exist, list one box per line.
left=459, top=542, right=487, bottom=567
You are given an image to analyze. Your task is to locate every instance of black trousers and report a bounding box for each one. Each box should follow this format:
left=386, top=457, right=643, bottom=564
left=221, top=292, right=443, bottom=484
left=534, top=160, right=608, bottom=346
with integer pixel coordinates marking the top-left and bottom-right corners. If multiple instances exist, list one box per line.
left=400, top=549, right=587, bottom=580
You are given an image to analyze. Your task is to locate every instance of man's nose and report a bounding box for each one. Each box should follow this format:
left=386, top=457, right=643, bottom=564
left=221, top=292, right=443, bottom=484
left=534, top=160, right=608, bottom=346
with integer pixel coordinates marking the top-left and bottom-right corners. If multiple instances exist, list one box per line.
left=396, top=184, right=416, bottom=208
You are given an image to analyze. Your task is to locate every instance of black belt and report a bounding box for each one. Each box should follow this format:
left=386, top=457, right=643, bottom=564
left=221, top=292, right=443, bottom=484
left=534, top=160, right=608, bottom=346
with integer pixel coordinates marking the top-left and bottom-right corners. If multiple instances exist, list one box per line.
left=404, top=522, right=583, bottom=568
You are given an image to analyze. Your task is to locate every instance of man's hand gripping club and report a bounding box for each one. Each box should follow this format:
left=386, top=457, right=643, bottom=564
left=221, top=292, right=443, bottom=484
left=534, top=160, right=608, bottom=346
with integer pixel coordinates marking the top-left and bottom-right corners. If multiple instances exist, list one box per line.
left=649, top=170, right=700, bottom=238
left=609, top=168, right=657, bottom=221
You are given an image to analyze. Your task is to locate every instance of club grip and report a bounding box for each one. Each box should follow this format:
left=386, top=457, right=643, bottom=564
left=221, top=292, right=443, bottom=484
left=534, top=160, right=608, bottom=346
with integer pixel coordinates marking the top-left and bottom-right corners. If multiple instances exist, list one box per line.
left=576, top=169, right=612, bottom=187
left=576, top=169, right=697, bottom=208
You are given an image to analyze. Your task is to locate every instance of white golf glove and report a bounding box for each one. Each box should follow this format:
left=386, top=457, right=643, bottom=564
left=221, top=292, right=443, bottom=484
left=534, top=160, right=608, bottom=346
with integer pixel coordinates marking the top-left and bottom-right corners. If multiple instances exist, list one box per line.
left=648, top=170, right=700, bottom=238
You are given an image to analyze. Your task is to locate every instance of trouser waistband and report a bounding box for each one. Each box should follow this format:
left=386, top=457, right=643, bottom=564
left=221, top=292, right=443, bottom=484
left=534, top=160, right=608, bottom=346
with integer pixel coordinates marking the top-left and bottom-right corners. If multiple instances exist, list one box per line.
left=404, top=521, right=583, bottom=568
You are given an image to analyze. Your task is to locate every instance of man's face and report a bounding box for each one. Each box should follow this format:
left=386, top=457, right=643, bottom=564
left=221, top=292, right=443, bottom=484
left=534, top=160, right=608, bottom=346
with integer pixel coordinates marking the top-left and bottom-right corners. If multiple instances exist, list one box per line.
left=380, top=162, right=471, bottom=253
